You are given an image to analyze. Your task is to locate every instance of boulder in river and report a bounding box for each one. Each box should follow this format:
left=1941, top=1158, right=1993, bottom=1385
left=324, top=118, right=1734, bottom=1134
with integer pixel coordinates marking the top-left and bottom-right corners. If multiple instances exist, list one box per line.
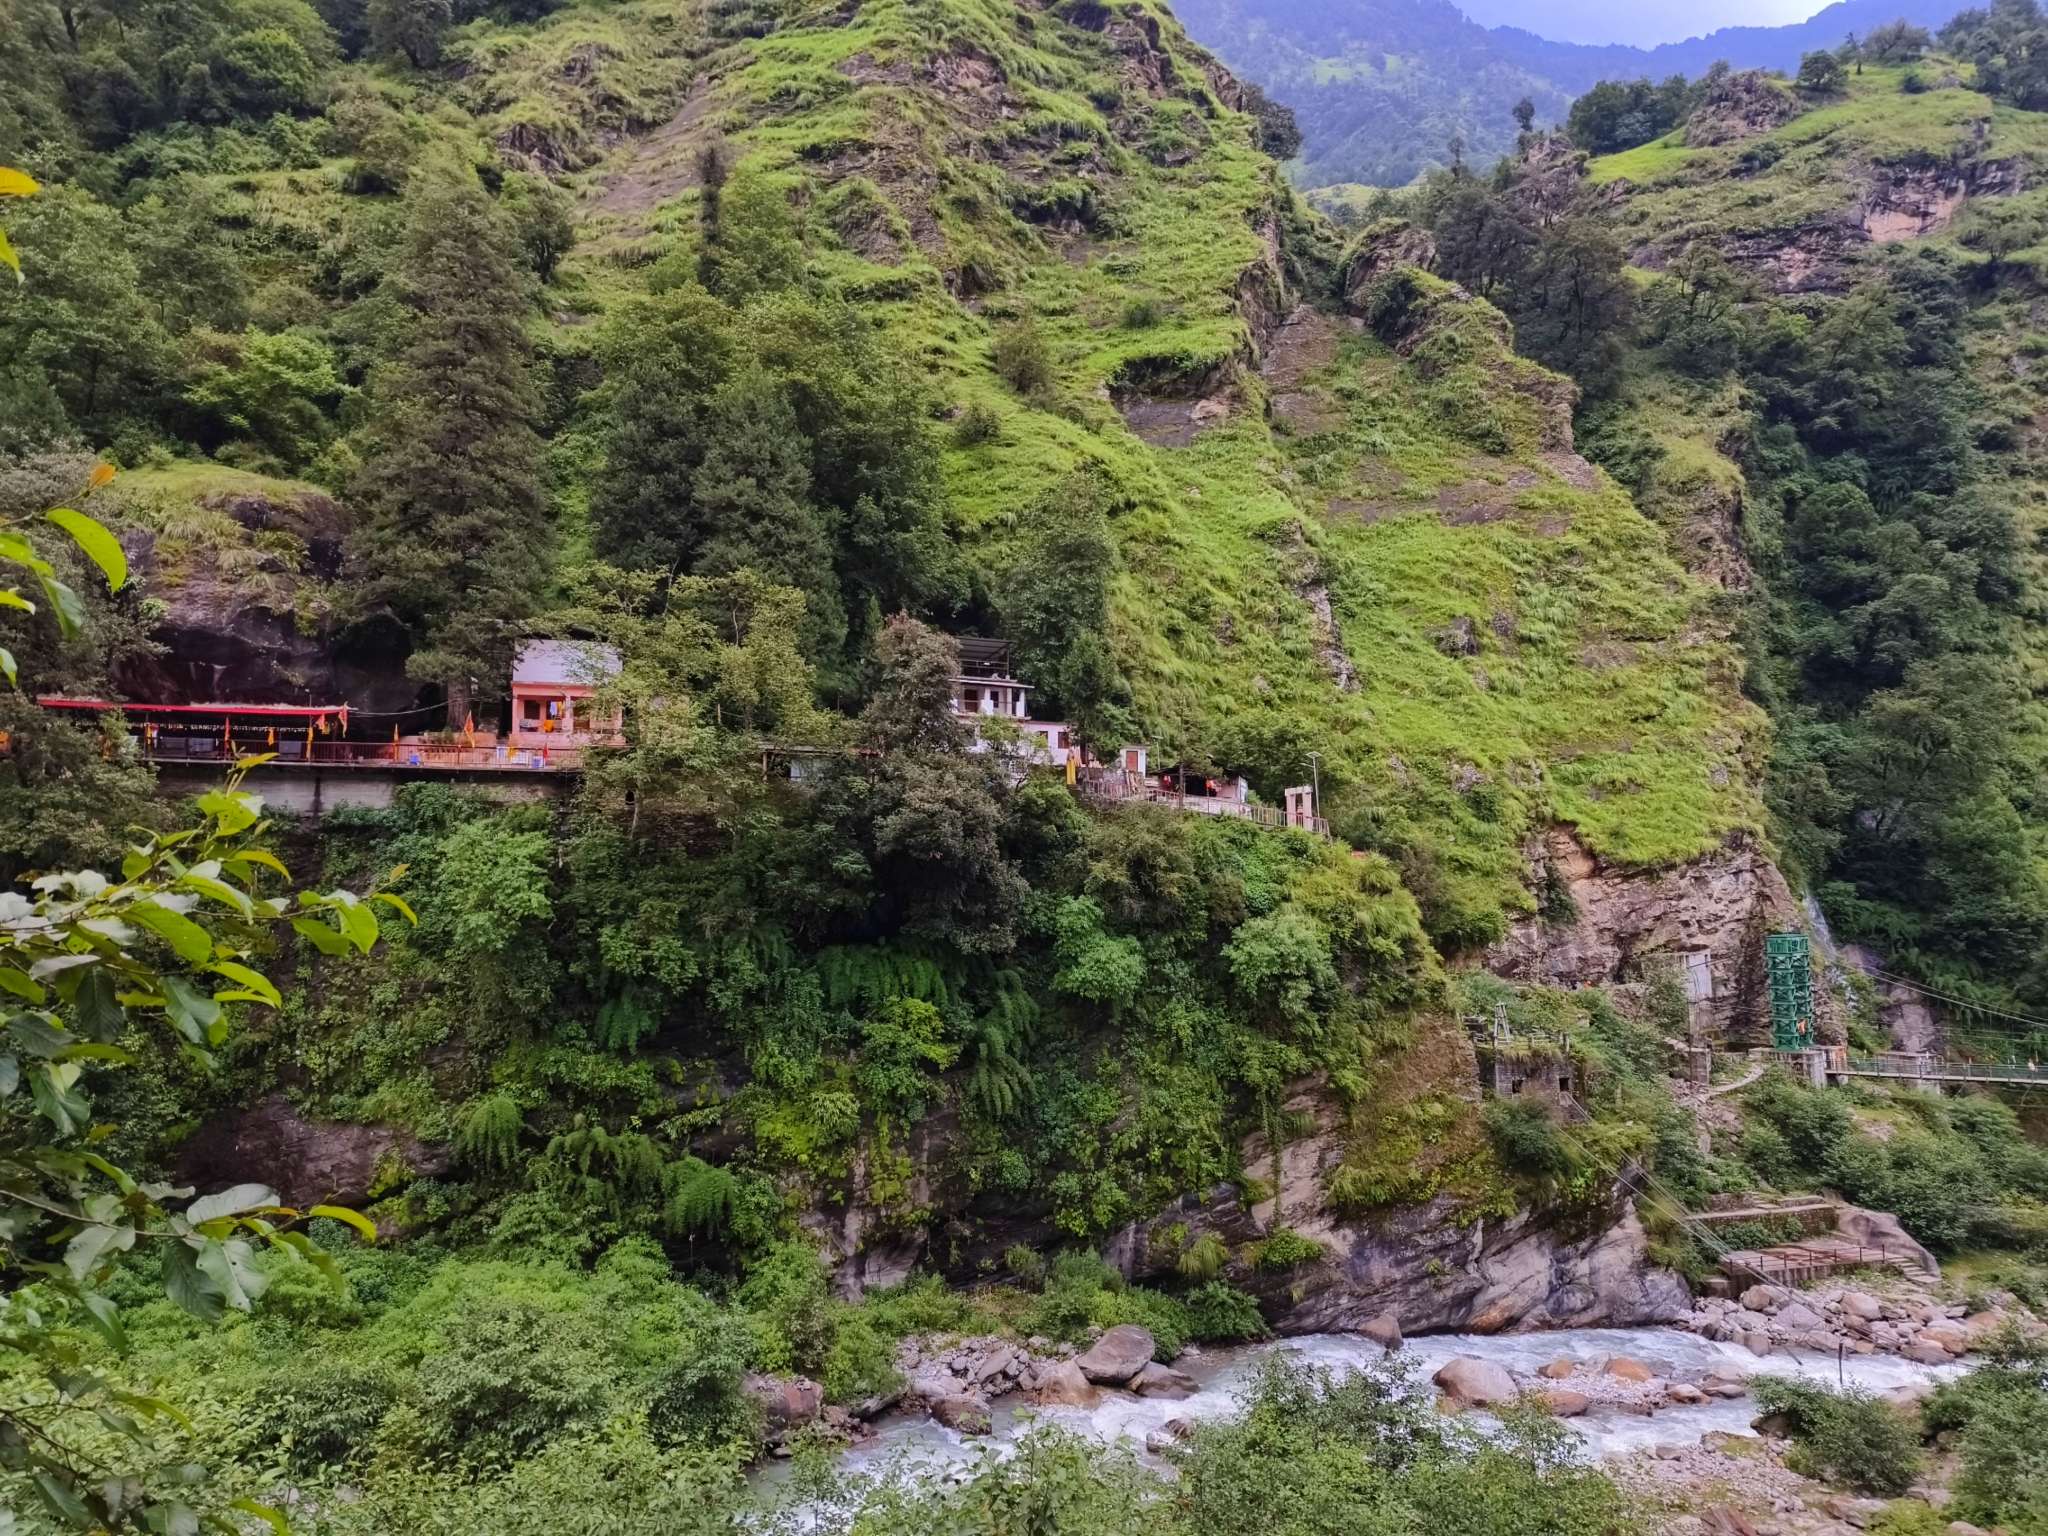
left=1537, top=1358, right=1576, bottom=1379
left=972, top=1344, right=1021, bottom=1385
left=1774, top=1301, right=1824, bottom=1332
left=1920, top=1320, right=1968, bottom=1353
left=1131, top=1362, right=1199, bottom=1399
left=1603, top=1356, right=1653, bottom=1382
left=1540, top=1389, right=1591, bottom=1417
left=1360, top=1309, right=1403, bottom=1352
left=1433, top=1356, right=1518, bottom=1410
left=1032, top=1360, right=1102, bottom=1407
left=1076, top=1325, right=1156, bottom=1385
left=744, top=1374, right=824, bottom=1434
left=930, top=1393, right=993, bottom=1435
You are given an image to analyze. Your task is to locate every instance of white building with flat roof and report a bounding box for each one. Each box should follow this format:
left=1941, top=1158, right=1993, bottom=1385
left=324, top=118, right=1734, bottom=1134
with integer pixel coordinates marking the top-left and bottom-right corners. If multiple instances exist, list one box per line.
left=950, top=637, right=1075, bottom=768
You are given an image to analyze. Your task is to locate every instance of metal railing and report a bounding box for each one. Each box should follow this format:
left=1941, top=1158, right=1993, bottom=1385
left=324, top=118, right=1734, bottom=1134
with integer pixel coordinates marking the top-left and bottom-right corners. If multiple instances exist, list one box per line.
left=1723, top=1240, right=1912, bottom=1286
left=1073, top=771, right=1329, bottom=836
left=1841, top=1052, right=2048, bottom=1085
left=141, top=740, right=589, bottom=773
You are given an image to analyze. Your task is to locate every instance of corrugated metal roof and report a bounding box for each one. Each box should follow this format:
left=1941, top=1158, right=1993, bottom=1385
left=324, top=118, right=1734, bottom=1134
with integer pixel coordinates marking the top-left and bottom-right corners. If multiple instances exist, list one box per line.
left=513, top=639, right=621, bottom=685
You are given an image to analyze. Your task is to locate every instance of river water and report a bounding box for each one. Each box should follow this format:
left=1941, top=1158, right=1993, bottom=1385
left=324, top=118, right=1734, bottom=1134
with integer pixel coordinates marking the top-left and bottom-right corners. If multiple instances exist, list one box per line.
left=785, top=1325, right=1966, bottom=1490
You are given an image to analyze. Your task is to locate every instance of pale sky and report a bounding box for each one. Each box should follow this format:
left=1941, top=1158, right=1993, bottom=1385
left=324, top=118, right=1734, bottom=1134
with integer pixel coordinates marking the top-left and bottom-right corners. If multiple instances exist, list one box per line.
left=1454, top=0, right=1829, bottom=48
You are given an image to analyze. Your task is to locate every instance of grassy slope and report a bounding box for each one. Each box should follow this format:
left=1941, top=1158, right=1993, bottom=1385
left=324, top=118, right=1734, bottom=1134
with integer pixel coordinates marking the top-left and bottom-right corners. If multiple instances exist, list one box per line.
left=1588, top=60, right=2048, bottom=791
left=146, top=0, right=1758, bottom=938
left=1593, top=64, right=2048, bottom=227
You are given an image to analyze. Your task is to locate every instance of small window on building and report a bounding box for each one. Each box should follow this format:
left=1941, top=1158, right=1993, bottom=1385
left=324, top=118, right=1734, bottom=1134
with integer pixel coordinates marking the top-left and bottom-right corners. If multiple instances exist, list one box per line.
left=1559, top=1075, right=1570, bottom=1091
left=1510, top=1078, right=1523, bottom=1095
left=522, top=699, right=543, bottom=723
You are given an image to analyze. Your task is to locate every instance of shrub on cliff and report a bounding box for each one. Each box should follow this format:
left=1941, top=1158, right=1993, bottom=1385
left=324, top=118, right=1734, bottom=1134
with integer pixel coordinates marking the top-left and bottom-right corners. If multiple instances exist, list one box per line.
left=1184, top=1282, right=1270, bottom=1343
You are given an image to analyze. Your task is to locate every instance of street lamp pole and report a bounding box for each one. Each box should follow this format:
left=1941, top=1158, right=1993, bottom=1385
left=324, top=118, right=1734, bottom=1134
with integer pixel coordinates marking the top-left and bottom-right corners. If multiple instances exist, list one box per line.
left=1308, top=751, right=1321, bottom=829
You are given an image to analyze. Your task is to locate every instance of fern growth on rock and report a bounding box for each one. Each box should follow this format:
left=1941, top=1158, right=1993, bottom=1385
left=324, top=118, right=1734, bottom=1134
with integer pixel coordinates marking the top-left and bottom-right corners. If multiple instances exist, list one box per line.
left=456, top=1093, right=525, bottom=1173
left=536, top=1122, right=667, bottom=1217
left=663, top=1155, right=739, bottom=1238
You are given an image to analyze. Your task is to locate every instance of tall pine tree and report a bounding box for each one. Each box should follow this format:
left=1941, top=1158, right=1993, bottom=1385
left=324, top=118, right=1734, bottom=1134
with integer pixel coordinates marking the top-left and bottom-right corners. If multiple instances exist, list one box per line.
left=693, top=367, right=845, bottom=663
left=348, top=165, right=548, bottom=718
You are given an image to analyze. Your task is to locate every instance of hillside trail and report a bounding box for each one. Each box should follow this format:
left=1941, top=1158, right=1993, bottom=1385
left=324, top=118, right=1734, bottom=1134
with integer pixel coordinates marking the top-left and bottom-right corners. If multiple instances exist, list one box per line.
left=585, top=78, right=717, bottom=233
left=1708, top=1063, right=1767, bottom=1098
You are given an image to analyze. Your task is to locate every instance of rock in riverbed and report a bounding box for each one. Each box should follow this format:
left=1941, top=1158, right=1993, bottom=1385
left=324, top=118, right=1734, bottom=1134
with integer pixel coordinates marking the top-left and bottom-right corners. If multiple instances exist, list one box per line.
left=1076, top=1325, right=1157, bottom=1385
left=1131, top=1362, right=1199, bottom=1399
left=930, top=1393, right=993, bottom=1435
left=1433, top=1356, right=1518, bottom=1410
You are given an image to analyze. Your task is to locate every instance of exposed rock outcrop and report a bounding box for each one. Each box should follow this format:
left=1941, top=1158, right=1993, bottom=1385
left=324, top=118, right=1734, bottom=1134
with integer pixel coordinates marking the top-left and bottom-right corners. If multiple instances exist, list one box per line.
left=1487, top=828, right=1800, bottom=1043
left=1685, top=71, right=1801, bottom=147
left=117, top=485, right=419, bottom=714
left=1127, top=1084, right=1689, bottom=1336
left=176, top=1092, right=447, bottom=1208
left=1501, top=133, right=1599, bottom=228
left=1634, top=154, right=2022, bottom=295
left=1833, top=1204, right=1939, bottom=1281
left=1343, top=261, right=1579, bottom=453
left=808, top=1110, right=952, bottom=1297
left=1261, top=304, right=1346, bottom=435
left=1838, top=942, right=1942, bottom=1053
left=1339, top=219, right=1439, bottom=310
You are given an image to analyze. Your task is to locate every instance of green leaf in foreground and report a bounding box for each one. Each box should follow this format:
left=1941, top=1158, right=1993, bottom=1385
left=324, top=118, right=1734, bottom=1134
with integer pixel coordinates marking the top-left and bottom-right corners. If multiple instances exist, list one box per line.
left=44, top=508, right=127, bottom=592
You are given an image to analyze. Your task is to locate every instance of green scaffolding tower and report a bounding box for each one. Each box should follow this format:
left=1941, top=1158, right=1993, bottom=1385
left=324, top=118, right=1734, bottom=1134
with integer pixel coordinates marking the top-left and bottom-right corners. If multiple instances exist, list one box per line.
left=1765, top=932, right=1814, bottom=1051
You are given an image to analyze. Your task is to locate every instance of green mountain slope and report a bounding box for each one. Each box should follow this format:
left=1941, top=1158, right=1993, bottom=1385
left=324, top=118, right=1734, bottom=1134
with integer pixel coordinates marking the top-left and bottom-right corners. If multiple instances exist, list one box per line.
left=1576, top=58, right=2048, bottom=1003
left=14, top=1, right=2048, bottom=1528
left=2, top=0, right=1763, bottom=945
left=558, top=0, right=1762, bottom=930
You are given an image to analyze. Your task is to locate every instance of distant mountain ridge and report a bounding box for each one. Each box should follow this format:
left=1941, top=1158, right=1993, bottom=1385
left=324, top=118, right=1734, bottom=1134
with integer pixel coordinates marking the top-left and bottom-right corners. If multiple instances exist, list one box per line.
left=1171, top=0, right=1971, bottom=186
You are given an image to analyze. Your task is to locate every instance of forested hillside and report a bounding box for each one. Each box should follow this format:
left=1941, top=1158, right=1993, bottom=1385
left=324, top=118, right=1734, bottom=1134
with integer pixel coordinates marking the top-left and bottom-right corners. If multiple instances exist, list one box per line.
left=7, top=0, right=2048, bottom=1528
left=1343, top=16, right=2048, bottom=1010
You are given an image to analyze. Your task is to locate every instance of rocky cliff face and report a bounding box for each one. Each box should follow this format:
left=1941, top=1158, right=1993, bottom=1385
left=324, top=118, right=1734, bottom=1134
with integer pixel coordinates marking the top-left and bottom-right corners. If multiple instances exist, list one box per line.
left=116, top=483, right=419, bottom=713
left=1837, top=942, right=1943, bottom=1054
left=1111, top=1083, right=1690, bottom=1335
left=807, top=1051, right=1689, bottom=1337
left=1629, top=152, right=2025, bottom=295
left=1271, top=1197, right=1690, bottom=1335
left=1486, top=827, right=1800, bottom=1042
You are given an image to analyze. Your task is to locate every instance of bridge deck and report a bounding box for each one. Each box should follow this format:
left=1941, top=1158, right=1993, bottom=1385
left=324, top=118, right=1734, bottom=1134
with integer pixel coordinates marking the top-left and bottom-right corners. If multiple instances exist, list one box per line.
left=1839, top=1055, right=2046, bottom=1087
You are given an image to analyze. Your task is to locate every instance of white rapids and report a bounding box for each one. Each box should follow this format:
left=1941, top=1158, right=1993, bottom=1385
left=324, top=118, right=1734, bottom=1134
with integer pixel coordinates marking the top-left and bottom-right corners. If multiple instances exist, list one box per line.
left=770, top=1324, right=1968, bottom=1492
